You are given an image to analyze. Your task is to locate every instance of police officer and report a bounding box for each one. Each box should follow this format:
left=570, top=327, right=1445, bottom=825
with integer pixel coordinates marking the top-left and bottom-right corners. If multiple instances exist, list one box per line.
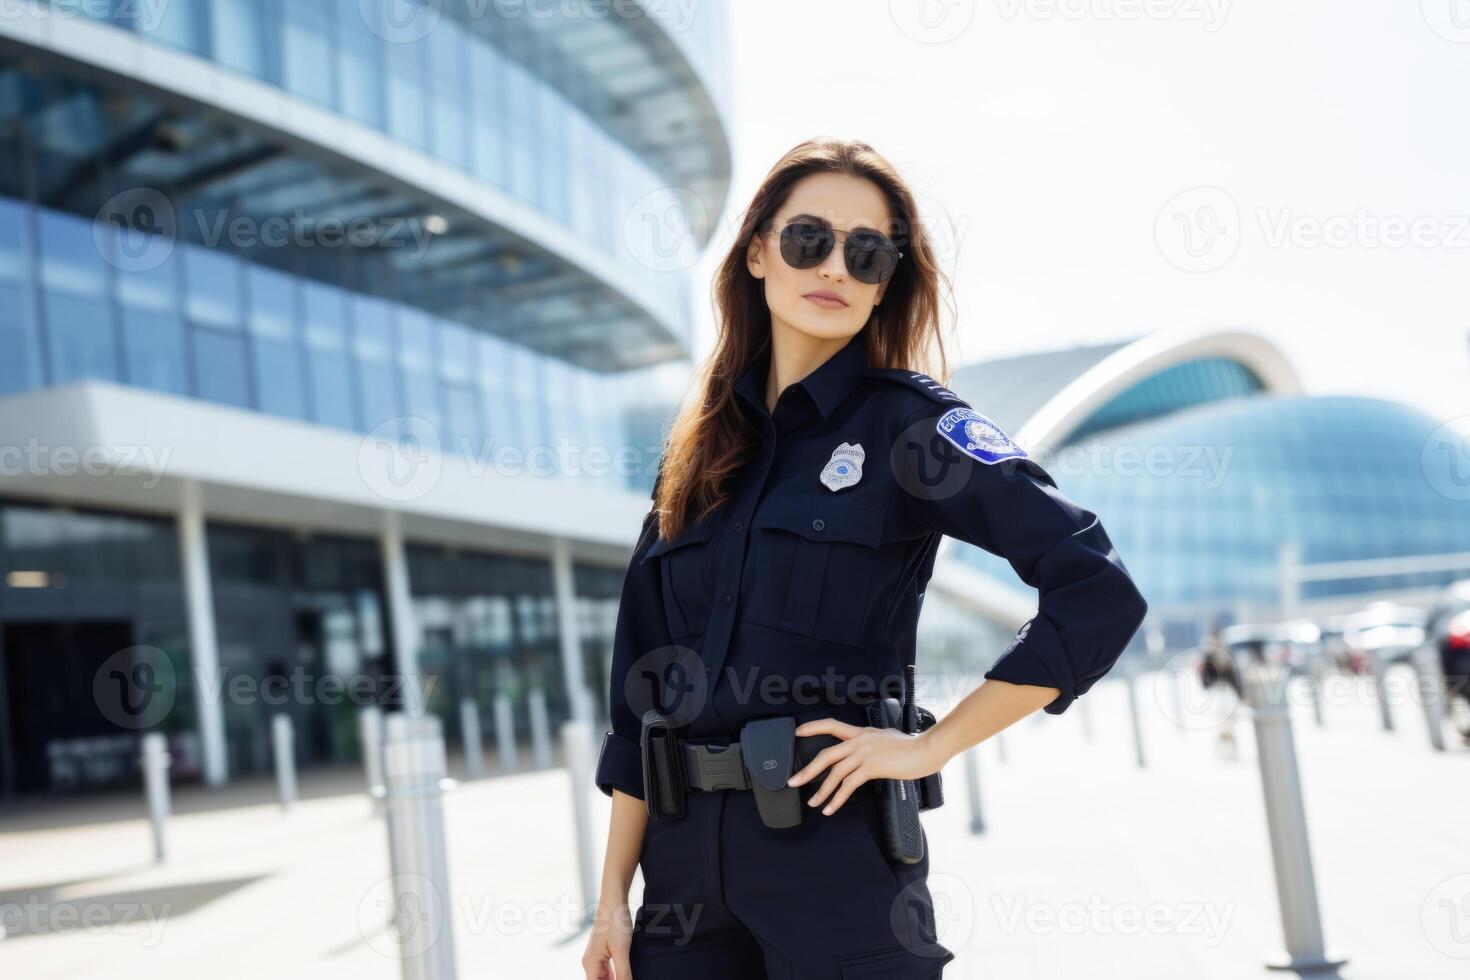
left=582, top=139, right=1148, bottom=980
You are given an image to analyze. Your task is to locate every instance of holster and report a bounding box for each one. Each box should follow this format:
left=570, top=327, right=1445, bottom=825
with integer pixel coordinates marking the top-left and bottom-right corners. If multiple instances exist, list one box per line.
left=640, top=709, right=686, bottom=820
left=866, top=697, right=926, bottom=864
left=914, top=705, right=944, bottom=811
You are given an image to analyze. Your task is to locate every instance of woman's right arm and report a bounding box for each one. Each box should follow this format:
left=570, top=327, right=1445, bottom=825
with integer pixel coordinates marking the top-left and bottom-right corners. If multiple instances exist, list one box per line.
left=583, top=496, right=668, bottom=979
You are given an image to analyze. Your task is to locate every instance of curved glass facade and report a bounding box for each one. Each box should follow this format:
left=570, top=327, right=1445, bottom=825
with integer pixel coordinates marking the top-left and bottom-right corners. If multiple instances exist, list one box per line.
left=0, top=195, right=668, bottom=493
left=0, top=0, right=729, bottom=799
left=957, top=393, right=1470, bottom=615
left=37, top=0, right=724, bottom=326
left=1068, top=356, right=1265, bottom=441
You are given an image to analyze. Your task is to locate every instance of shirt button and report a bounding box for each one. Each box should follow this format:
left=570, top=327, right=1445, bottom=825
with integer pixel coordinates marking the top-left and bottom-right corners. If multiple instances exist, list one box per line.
left=811, top=518, right=825, bottom=531
left=733, top=521, right=744, bottom=533
left=723, top=593, right=733, bottom=605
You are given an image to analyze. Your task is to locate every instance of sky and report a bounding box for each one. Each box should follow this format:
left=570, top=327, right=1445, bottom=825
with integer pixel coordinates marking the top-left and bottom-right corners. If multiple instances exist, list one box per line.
left=687, top=0, right=1470, bottom=428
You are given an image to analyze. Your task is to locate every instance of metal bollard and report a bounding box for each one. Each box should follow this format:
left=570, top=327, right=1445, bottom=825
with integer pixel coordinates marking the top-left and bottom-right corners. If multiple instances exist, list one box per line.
left=963, top=746, right=985, bottom=835
left=140, top=733, right=171, bottom=863
left=494, top=693, right=516, bottom=774
left=1305, top=658, right=1325, bottom=729
left=1168, top=668, right=1186, bottom=736
left=528, top=687, right=553, bottom=770
left=1126, top=669, right=1147, bottom=768
left=381, top=712, right=459, bottom=980
left=1369, top=651, right=1394, bottom=733
left=458, top=698, right=484, bottom=779
left=562, top=719, right=599, bottom=925
left=994, top=731, right=1008, bottom=765
left=360, top=705, right=387, bottom=802
left=1243, top=664, right=1347, bottom=975
left=1412, top=645, right=1448, bottom=753
left=272, top=714, right=297, bottom=810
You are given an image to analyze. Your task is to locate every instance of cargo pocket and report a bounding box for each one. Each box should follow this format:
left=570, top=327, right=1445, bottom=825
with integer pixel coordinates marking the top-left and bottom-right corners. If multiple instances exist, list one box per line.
left=642, top=514, right=718, bottom=640
left=837, top=942, right=954, bottom=978
left=746, top=494, right=885, bottom=646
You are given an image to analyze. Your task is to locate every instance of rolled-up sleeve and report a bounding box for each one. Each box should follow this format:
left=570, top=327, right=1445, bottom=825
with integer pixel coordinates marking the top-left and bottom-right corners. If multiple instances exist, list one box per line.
left=593, top=500, right=666, bottom=800
left=898, top=403, right=1149, bottom=715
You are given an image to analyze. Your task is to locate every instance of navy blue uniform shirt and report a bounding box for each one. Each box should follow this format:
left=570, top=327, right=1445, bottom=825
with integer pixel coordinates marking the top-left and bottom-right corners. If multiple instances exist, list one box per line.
left=595, top=332, right=1149, bottom=800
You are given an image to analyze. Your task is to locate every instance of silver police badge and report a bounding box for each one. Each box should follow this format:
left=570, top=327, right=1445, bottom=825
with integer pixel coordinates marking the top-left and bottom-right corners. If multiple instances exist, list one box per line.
left=819, top=441, right=865, bottom=492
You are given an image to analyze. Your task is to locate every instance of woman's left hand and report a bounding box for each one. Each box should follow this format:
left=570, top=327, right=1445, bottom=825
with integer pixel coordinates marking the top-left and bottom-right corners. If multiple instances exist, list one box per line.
left=785, top=717, right=948, bottom=815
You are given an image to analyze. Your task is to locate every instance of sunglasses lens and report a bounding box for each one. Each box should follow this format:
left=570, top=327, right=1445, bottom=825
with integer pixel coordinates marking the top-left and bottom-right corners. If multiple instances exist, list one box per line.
left=845, top=231, right=900, bottom=284
left=779, top=221, right=833, bottom=269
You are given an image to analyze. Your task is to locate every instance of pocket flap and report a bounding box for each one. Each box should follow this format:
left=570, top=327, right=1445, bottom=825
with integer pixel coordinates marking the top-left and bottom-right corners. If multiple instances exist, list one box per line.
left=838, top=942, right=954, bottom=977
left=752, top=494, right=885, bottom=548
left=643, top=512, right=718, bottom=560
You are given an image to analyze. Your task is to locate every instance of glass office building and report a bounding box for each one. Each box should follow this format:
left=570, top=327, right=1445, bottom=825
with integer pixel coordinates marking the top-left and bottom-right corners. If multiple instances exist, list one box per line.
left=921, top=329, right=1470, bottom=663
left=0, top=1, right=732, bottom=798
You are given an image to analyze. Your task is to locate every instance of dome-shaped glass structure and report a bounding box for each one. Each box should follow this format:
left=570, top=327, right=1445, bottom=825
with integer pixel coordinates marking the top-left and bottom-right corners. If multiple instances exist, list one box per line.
left=956, top=394, right=1470, bottom=615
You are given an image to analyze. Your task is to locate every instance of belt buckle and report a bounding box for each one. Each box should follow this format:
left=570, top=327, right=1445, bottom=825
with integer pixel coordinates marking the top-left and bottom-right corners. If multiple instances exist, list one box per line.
left=686, top=741, right=750, bottom=792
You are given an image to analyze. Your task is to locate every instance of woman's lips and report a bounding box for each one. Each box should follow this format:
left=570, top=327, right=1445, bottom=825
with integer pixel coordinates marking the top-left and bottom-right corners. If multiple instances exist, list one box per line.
left=803, top=292, right=847, bottom=310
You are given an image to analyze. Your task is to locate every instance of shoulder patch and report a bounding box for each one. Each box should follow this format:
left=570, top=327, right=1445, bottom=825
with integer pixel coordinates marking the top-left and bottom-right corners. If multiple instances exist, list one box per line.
left=935, top=407, right=1028, bottom=464
left=866, top=368, right=967, bottom=405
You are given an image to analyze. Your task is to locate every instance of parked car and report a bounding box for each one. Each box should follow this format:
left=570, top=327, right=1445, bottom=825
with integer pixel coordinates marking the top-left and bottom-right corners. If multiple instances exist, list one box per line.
left=1215, top=621, right=1318, bottom=675
left=1340, top=601, right=1429, bottom=670
left=1425, top=579, right=1470, bottom=739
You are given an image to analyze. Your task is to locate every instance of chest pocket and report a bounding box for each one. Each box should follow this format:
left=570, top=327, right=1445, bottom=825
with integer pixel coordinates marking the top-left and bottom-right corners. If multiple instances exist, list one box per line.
left=746, top=494, right=886, bottom=647
left=643, top=515, right=719, bottom=641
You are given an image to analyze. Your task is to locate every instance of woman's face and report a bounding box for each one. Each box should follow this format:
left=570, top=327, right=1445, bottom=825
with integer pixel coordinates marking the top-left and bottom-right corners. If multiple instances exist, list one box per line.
left=747, top=172, right=894, bottom=343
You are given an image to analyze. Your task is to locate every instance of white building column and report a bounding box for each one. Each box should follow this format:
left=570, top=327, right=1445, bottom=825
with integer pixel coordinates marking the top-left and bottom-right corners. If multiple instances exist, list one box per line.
left=177, top=484, right=228, bottom=787
left=551, top=537, right=592, bottom=726
left=380, top=514, right=424, bottom=716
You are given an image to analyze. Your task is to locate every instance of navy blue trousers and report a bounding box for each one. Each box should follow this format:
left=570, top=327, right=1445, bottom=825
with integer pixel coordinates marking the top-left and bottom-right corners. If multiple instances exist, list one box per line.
left=629, top=774, right=955, bottom=978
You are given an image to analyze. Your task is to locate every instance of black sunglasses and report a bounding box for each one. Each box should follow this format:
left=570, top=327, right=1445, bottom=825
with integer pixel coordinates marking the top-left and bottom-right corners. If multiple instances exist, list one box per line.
left=773, top=218, right=904, bottom=285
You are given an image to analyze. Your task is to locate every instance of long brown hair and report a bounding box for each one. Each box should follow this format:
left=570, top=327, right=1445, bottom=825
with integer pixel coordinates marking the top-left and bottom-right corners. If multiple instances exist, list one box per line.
left=654, top=138, right=954, bottom=540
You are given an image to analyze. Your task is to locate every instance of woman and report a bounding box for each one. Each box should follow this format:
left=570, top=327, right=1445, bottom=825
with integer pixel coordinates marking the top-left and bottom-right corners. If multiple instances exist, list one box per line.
left=582, top=138, right=1148, bottom=979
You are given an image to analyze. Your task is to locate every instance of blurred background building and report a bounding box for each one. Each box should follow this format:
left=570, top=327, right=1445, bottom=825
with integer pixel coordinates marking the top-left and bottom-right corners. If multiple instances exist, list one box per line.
left=919, top=327, right=1470, bottom=666
left=1, top=2, right=1459, bottom=812
left=0, top=0, right=732, bottom=799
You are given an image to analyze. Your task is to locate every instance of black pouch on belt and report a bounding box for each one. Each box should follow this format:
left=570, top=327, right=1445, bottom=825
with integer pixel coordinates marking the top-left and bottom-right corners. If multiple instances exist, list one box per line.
left=740, top=715, right=802, bottom=829
left=640, top=709, right=686, bottom=820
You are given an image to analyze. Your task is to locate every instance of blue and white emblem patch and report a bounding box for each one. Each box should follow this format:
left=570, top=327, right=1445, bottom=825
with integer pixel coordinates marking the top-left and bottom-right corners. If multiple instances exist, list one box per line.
left=936, top=407, right=1027, bottom=464
left=819, top=442, right=865, bottom=491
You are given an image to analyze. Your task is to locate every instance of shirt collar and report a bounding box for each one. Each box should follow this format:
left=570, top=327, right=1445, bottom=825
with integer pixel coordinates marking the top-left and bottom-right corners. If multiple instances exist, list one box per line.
left=734, top=332, right=870, bottom=420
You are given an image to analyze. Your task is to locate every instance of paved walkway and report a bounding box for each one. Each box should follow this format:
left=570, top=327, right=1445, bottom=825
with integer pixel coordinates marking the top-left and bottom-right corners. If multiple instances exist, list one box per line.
left=1, top=669, right=1467, bottom=978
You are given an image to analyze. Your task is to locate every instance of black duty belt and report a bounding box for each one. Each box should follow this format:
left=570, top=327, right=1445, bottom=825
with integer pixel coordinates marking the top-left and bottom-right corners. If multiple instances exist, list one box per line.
left=639, top=707, right=943, bottom=837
